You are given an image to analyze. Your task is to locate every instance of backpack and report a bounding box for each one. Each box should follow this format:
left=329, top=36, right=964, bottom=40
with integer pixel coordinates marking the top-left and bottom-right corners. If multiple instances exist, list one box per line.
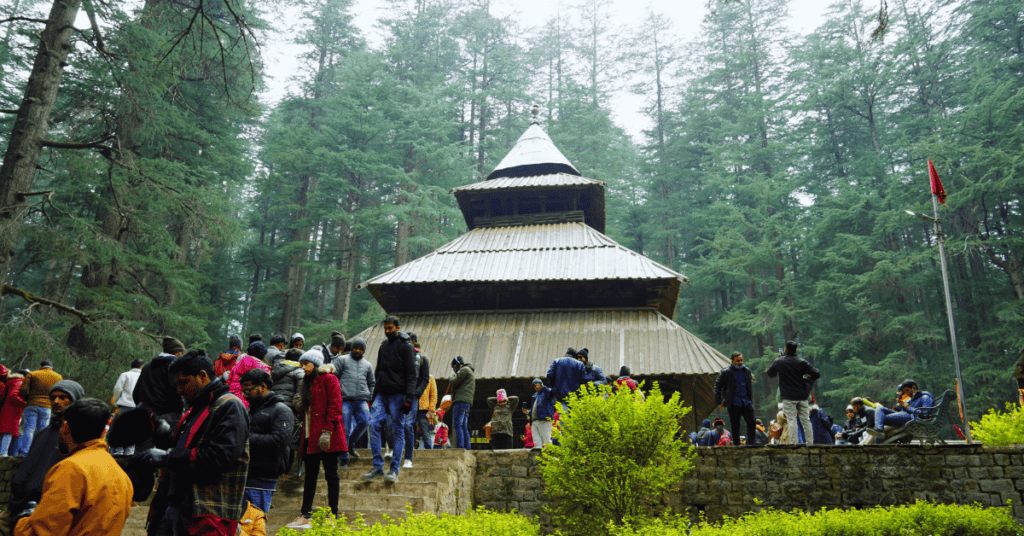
left=695, top=428, right=713, bottom=446
left=716, top=432, right=732, bottom=446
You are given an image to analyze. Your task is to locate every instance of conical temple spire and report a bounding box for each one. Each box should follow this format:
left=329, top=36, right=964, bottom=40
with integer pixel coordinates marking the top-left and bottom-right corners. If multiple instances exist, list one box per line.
left=486, top=113, right=580, bottom=180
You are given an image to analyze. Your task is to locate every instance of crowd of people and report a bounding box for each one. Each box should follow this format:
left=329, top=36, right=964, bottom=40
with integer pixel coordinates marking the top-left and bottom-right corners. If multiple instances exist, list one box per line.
left=695, top=341, right=940, bottom=447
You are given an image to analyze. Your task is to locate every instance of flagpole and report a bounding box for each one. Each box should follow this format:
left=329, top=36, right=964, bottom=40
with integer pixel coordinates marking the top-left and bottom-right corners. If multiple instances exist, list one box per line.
left=931, top=193, right=973, bottom=444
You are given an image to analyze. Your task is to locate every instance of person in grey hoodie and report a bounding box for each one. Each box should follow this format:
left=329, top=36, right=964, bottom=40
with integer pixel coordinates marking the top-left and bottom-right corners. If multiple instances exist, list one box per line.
left=333, top=337, right=375, bottom=455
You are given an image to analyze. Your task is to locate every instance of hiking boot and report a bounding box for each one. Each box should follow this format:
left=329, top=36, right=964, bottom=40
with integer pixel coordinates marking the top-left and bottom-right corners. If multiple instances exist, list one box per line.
left=384, top=470, right=399, bottom=483
left=285, top=516, right=312, bottom=530
left=361, top=467, right=385, bottom=480
left=866, top=427, right=886, bottom=439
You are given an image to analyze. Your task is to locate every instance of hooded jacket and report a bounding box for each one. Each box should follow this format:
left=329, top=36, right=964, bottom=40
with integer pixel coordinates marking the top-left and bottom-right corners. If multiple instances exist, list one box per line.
left=766, top=353, right=820, bottom=401
left=333, top=353, right=375, bottom=402
left=271, top=359, right=304, bottom=412
left=14, top=438, right=133, bottom=536
left=0, top=375, right=26, bottom=436
left=133, top=353, right=184, bottom=422
left=247, top=391, right=293, bottom=479
left=10, top=380, right=85, bottom=512
left=546, top=356, right=586, bottom=402
left=583, top=363, right=608, bottom=385
left=227, top=354, right=271, bottom=408
left=487, top=395, right=520, bottom=436
left=300, top=373, right=347, bottom=455
left=449, top=363, right=475, bottom=405
left=147, top=379, right=249, bottom=536
left=528, top=385, right=555, bottom=421
left=373, top=331, right=416, bottom=399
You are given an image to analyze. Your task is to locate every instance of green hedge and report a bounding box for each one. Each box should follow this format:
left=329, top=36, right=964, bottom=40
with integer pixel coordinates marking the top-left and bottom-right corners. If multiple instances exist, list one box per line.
left=276, top=507, right=540, bottom=536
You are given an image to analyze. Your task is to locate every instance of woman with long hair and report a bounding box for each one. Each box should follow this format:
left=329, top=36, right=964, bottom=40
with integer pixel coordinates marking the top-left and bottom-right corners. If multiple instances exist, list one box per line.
left=285, top=348, right=348, bottom=530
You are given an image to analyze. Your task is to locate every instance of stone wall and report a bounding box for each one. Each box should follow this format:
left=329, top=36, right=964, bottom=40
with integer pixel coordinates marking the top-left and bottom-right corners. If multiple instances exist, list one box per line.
left=0, top=457, right=21, bottom=507
left=472, top=445, right=1024, bottom=526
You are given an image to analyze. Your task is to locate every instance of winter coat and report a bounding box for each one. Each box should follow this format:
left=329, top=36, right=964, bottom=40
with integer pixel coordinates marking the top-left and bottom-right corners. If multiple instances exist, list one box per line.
left=583, top=363, right=607, bottom=385
left=528, top=386, right=556, bottom=422
left=112, top=368, right=141, bottom=408
left=11, top=380, right=84, bottom=512
left=373, top=332, right=416, bottom=399
left=546, top=356, right=586, bottom=401
left=413, top=353, right=431, bottom=398
left=247, top=392, right=294, bottom=479
left=214, top=348, right=242, bottom=378
left=271, top=359, right=303, bottom=412
left=13, top=439, right=132, bottom=536
left=300, top=372, right=347, bottom=455
left=133, top=353, right=184, bottom=422
left=487, top=396, right=520, bottom=436
left=714, top=365, right=755, bottom=407
left=809, top=406, right=835, bottom=445
left=449, top=363, right=476, bottom=405
left=0, top=376, right=26, bottom=436
left=238, top=501, right=267, bottom=536
left=147, top=379, right=249, bottom=536
left=20, top=368, right=62, bottom=408
left=523, top=424, right=534, bottom=448
left=419, top=375, right=437, bottom=413
left=228, top=354, right=272, bottom=408
left=904, top=391, right=936, bottom=418
left=615, top=376, right=639, bottom=393
left=766, top=353, right=820, bottom=401
left=264, top=346, right=285, bottom=367
left=332, top=353, right=375, bottom=402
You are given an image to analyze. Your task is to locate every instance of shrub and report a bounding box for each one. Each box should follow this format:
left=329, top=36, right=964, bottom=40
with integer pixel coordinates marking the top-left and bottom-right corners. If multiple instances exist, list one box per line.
left=971, top=402, right=1024, bottom=447
left=538, top=382, right=694, bottom=535
left=276, top=506, right=540, bottom=535
left=616, top=501, right=1022, bottom=536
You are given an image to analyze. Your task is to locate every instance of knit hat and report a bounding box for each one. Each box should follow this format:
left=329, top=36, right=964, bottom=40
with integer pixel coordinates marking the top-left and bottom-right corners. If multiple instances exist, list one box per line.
left=497, top=389, right=508, bottom=402
left=330, top=330, right=345, bottom=348
left=229, top=335, right=242, bottom=350
left=351, top=337, right=367, bottom=352
left=846, top=405, right=855, bottom=412
left=619, top=366, right=631, bottom=377
left=451, top=356, right=465, bottom=370
left=40, top=360, right=53, bottom=368
left=51, top=379, right=85, bottom=401
left=248, top=333, right=263, bottom=344
left=298, top=349, right=323, bottom=367
left=702, top=419, right=712, bottom=428
left=713, top=418, right=725, bottom=427
left=566, top=347, right=576, bottom=357
left=576, top=348, right=589, bottom=361
left=408, top=333, right=418, bottom=344
left=247, top=341, right=268, bottom=361
left=533, top=378, right=543, bottom=385
left=163, top=336, right=186, bottom=355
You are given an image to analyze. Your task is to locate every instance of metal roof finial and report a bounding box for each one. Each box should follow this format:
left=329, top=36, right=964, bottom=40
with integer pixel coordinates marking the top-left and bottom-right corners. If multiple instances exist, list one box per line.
left=530, top=103, right=540, bottom=123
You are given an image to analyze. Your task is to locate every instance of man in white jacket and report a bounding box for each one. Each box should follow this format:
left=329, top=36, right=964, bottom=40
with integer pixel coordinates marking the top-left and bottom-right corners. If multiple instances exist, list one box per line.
left=110, top=359, right=143, bottom=454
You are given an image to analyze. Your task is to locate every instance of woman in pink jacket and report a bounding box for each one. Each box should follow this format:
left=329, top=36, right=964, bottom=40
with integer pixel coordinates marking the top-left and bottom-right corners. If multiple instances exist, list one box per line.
left=227, top=342, right=272, bottom=408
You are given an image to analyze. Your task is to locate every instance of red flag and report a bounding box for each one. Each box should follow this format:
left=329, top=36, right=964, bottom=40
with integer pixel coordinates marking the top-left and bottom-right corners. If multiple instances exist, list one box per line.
left=928, top=159, right=946, bottom=204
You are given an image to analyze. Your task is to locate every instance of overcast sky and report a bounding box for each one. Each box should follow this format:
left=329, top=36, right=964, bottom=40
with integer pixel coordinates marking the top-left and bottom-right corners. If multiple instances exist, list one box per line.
left=261, top=0, right=831, bottom=141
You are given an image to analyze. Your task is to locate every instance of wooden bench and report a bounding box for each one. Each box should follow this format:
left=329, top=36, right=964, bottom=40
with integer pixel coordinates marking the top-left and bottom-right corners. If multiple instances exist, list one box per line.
left=881, top=389, right=956, bottom=445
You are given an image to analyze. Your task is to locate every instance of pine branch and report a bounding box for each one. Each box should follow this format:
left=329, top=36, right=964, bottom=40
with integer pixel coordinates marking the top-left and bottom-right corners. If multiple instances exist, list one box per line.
left=39, top=138, right=113, bottom=151
left=0, top=17, right=49, bottom=25
left=1, top=284, right=93, bottom=324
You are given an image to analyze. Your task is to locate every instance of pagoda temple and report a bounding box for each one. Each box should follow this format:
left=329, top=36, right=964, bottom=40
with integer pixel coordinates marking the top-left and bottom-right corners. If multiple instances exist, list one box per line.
left=353, top=112, right=729, bottom=435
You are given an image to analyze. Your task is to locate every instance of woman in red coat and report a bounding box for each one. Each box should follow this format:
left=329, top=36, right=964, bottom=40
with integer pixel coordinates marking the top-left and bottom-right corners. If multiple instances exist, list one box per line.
left=0, top=367, right=26, bottom=456
left=286, top=349, right=348, bottom=530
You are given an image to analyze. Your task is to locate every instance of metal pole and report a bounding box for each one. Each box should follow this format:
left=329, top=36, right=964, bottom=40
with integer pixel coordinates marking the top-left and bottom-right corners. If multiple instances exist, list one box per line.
left=932, top=194, right=972, bottom=444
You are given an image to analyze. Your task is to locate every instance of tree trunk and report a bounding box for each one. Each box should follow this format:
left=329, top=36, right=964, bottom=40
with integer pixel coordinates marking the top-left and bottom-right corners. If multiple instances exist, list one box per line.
left=0, top=0, right=83, bottom=286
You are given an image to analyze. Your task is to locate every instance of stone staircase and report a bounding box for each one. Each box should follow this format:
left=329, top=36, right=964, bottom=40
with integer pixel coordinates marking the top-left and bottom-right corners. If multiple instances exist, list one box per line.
left=265, top=447, right=475, bottom=533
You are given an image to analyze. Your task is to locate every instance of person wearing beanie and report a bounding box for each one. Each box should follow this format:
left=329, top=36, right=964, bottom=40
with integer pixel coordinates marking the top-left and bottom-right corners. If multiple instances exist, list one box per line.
left=10, top=379, right=84, bottom=515
left=693, top=419, right=715, bottom=447
left=546, top=347, right=586, bottom=412
left=527, top=378, right=556, bottom=447
left=332, top=337, right=374, bottom=458
left=328, top=331, right=346, bottom=361
left=226, top=341, right=272, bottom=408
left=215, top=335, right=245, bottom=379
left=487, top=389, right=519, bottom=450
left=249, top=333, right=263, bottom=344
left=448, top=355, right=475, bottom=451
left=133, top=337, right=186, bottom=428
left=289, top=333, right=305, bottom=350
left=17, top=360, right=63, bottom=454
left=576, top=348, right=608, bottom=386
left=615, top=365, right=640, bottom=395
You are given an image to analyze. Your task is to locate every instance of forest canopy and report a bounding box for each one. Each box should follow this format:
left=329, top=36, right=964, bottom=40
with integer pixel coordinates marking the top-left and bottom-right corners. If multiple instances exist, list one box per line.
left=0, top=0, right=1021, bottom=422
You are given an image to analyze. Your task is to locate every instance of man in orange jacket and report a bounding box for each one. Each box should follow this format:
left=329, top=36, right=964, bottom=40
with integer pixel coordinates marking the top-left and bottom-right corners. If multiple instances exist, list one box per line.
left=14, top=398, right=133, bottom=536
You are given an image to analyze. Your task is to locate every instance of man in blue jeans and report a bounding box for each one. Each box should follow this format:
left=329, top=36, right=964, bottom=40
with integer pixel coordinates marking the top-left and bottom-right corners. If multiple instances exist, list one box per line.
left=449, top=356, right=475, bottom=450
left=868, top=379, right=934, bottom=439
left=362, top=316, right=416, bottom=484
left=334, top=337, right=374, bottom=455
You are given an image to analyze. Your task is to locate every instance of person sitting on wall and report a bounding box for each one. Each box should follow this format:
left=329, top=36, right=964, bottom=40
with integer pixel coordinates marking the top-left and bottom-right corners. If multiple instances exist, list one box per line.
left=867, top=380, right=934, bottom=439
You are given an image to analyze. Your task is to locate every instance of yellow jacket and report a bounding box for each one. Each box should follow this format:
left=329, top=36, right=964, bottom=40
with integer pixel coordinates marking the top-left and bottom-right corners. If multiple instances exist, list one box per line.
left=19, top=368, right=62, bottom=408
left=15, top=438, right=133, bottom=536
left=419, top=375, right=437, bottom=413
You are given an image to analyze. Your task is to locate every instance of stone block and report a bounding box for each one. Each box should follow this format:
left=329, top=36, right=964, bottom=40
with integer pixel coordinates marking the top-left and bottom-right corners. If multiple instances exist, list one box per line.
left=969, top=467, right=991, bottom=479
left=946, top=456, right=968, bottom=467
left=1005, top=466, right=1024, bottom=479
left=979, top=479, right=1015, bottom=493
left=964, top=492, right=992, bottom=505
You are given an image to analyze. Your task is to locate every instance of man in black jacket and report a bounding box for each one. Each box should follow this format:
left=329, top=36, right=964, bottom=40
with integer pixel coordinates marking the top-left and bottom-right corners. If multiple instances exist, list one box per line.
left=362, top=315, right=416, bottom=484
left=134, top=336, right=186, bottom=425
left=714, top=351, right=756, bottom=446
left=240, top=368, right=293, bottom=513
left=766, top=341, right=820, bottom=444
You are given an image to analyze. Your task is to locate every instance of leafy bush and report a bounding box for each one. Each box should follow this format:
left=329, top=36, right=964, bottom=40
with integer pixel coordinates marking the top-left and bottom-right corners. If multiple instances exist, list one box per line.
left=615, top=501, right=1022, bottom=536
left=538, top=382, right=694, bottom=535
left=971, top=402, right=1024, bottom=447
left=276, top=506, right=540, bottom=535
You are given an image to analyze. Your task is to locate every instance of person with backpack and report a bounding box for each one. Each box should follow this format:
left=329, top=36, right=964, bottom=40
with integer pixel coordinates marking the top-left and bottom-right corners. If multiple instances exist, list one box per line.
left=693, top=419, right=715, bottom=447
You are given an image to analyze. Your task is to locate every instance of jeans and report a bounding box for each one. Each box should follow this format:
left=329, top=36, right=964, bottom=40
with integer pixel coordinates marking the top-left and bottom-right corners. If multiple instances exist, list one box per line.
left=301, top=453, right=339, bottom=517
left=415, top=410, right=434, bottom=449
left=782, top=399, right=812, bottom=445
left=875, top=407, right=913, bottom=430
left=452, top=401, right=470, bottom=450
left=19, top=406, right=50, bottom=454
left=532, top=420, right=553, bottom=446
left=244, top=477, right=278, bottom=513
left=727, top=403, right=757, bottom=446
left=0, top=434, right=13, bottom=456
left=343, top=400, right=370, bottom=449
left=402, top=399, right=419, bottom=461
left=369, top=394, right=406, bottom=473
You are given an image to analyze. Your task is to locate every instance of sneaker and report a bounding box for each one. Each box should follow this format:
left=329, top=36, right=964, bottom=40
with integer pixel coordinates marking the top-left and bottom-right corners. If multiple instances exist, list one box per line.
left=361, top=467, right=385, bottom=480
left=384, top=470, right=399, bottom=483
left=339, top=459, right=350, bottom=470
left=285, top=516, right=312, bottom=530
left=866, top=427, right=886, bottom=439
left=383, top=448, right=392, bottom=459
left=349, top=449, right=360, bottom=458
left=403, top=459, right=413, bottom=469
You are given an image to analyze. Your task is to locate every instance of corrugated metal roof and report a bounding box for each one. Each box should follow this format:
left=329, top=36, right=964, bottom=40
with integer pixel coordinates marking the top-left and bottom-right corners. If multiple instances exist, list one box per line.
left=486, top=123, right=581, bottom=179
left=356, top=223, right=687, bottom=289
left=352, top=308, right=729, bottom=379
left=451, top=174, right=604, bottom=193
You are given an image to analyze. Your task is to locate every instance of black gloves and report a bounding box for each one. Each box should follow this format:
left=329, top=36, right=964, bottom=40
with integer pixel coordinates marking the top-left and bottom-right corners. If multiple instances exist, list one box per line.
left=400, top=396, right=413, bottom=415
left=138, top=448, right=169, bottom=469
left=151, top=415, right=174, bottom=447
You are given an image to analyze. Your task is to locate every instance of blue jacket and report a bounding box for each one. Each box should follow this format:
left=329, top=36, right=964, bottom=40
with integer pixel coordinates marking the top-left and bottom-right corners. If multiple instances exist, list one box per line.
left=546, top=355, right=586, bottom=401
left=906, top=391, right=935, bottom=417
left=584, top=363, right=608, bottom=385
left=528, top=386, right=556, bottom=421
